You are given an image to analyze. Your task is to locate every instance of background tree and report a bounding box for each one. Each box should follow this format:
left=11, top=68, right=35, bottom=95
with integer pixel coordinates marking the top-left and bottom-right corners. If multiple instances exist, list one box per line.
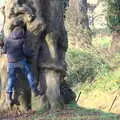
left=0, top=0, right=70, bottom=112
left=106, top=0, right=120, bottom=53
left=65, top=0, right=92, bottom=48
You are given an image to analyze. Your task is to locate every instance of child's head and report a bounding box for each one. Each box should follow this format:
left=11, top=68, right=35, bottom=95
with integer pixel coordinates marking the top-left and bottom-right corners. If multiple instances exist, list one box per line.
left=13, top=26, right=25, bottom=35
left=13, top=19, right=24, bottom=27
left=11, top=26, right=26, bottom=39
left=10, top=19, right=26, bottom=32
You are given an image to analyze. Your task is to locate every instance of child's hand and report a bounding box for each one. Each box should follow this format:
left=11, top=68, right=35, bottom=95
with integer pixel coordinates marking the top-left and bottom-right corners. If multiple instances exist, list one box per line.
left=0, top=48, right=3, bottom=56
left=0, top=48, right=4, bottom=56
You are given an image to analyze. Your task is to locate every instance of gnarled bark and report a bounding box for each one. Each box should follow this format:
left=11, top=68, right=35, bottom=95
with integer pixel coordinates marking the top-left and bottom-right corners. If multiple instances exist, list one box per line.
left=0, top=0, right=68, bottom=112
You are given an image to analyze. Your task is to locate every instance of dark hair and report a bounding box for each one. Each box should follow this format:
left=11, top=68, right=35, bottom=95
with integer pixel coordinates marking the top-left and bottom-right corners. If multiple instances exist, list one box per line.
left=12, top=26, right=25, bottom=37
left=10, top=19, right=26, bottom=32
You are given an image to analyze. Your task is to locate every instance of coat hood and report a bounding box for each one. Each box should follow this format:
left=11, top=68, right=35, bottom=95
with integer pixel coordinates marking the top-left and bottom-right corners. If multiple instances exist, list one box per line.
left=10, top=27, right=25, bottom=40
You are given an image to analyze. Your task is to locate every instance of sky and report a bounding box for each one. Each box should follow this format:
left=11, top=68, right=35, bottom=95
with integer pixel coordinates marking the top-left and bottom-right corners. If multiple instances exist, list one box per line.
left=0, top=0, right=5, bottom=32
left=0, top=0, right=4, bottom=6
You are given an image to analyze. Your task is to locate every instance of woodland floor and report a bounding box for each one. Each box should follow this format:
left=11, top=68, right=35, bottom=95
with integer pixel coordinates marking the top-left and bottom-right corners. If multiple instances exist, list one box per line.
left=1, top=92, right=120, bottom=120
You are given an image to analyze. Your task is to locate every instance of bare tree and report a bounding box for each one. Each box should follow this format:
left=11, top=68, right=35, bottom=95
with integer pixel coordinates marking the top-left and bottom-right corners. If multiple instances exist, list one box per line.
left=65, top=0, right=92, bottom=48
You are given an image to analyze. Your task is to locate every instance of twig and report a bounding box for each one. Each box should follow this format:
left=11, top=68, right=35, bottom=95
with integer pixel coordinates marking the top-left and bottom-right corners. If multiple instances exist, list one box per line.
left=76, top=91, right=81, bottom=103
left=109, top=95, right=118, bottom=112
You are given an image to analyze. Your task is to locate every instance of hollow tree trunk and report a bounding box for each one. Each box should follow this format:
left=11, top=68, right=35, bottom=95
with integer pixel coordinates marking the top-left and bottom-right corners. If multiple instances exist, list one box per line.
left=0, top=0, right=68, bottom=112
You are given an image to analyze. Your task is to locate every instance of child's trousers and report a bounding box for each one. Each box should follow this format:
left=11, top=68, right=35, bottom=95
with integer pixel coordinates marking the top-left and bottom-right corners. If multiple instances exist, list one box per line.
left=6, top=59, right=36, bottom=93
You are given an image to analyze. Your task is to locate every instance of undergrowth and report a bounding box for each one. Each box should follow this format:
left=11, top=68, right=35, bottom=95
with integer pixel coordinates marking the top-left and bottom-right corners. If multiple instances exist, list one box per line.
left=66, top=35, right=120, bottom=95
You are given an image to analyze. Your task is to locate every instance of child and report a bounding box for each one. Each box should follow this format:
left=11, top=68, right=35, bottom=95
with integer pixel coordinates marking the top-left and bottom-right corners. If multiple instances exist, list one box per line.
left=3, top=20, right=41, bottom=105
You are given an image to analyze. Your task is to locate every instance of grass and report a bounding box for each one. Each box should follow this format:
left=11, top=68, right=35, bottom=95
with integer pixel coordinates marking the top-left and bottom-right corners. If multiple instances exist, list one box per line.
left=92, top=34, right=111, bottom=49
left=1, top=102, right=120, bottom=120
left=31, top=102, right=120, bottom=120
left=78, top=67, right=120, bottom=95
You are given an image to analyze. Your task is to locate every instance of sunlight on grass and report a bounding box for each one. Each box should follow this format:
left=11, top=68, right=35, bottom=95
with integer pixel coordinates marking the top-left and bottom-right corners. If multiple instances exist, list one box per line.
left=32, top=102, right=120, bottom=120
left=92, top=35, right=112, bottom=49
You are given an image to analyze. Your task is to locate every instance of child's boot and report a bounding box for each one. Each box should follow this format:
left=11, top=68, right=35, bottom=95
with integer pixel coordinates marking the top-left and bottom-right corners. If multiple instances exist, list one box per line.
left=33, top=88, right=44, bottom=97
left=33, top=88, right=40, bottom=97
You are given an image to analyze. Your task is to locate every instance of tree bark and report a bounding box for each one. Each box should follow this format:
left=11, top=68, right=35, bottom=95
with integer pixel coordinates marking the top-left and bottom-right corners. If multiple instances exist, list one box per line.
left=109, top=31, right=120, bottom=54
left=0, top=0, right=68, bottom=112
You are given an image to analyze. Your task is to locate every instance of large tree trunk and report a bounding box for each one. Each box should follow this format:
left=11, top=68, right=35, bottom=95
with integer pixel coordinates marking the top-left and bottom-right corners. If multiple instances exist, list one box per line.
left=0, top=0, right=68, bottom=112
left=65, top=0, right=92, bottom=48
